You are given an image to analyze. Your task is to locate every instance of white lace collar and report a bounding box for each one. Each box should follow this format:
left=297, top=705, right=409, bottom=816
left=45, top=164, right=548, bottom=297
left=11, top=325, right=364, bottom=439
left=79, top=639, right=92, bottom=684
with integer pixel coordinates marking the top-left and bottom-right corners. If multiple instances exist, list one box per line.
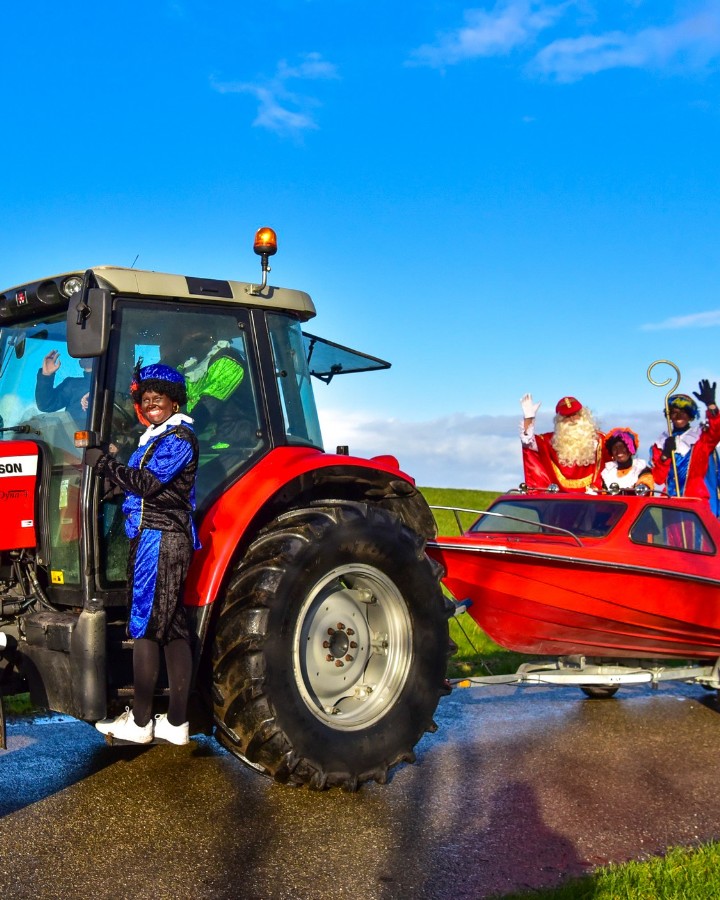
left=138, top=412, right=193, bottom=447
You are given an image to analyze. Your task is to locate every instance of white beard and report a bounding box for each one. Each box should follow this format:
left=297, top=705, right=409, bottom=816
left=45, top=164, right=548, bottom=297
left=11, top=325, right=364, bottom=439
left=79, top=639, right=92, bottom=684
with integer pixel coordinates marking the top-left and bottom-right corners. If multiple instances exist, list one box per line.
left=551, top=410, right=599, bottom=467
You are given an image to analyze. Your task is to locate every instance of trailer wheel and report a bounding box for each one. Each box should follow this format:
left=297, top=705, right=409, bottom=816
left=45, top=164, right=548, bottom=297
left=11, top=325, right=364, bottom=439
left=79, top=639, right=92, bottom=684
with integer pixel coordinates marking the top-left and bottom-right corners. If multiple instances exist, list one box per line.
left=211, top=501, right=452, bottom=790
left=580, top=686, right=619, bottom=699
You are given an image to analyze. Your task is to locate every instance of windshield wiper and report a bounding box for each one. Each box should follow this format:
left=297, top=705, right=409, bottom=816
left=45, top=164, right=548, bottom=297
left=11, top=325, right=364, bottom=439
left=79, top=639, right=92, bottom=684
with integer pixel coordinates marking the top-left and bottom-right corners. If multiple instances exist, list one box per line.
left=0, top=424, right=41, bottom=436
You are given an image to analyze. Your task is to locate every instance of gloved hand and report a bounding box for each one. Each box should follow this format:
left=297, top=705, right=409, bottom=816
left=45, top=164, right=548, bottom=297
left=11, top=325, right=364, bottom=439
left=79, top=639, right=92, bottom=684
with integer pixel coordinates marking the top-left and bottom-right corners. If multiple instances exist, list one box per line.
left=101, top=479, right=123, bottom=500
left=84, top=447, right=105, bottom=469
left=661, top=436, right=676, bottom=460
left=520, top=393, right=541, bottom=419
left=693, top=379, right=717, bottom=407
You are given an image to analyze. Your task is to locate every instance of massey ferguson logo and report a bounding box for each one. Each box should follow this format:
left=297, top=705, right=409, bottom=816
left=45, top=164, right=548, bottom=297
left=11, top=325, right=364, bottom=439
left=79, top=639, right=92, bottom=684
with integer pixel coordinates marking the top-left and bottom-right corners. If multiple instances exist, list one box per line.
left=0, top=455, right=38, bottom=477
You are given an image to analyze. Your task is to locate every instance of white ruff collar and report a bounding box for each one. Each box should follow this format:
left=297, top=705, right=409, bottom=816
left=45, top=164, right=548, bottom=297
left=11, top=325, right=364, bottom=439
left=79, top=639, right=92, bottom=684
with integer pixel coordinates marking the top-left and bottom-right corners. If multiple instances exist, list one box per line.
left=138, top=412, right=193, bottom=447
left=655, top=425, right=700, bottom=455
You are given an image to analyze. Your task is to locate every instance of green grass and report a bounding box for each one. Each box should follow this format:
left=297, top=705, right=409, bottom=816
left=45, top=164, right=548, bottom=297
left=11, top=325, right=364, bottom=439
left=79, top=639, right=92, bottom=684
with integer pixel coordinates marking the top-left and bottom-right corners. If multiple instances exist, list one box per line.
left=421, top=485, right=502, bottom=537
left=3, top=692, right=34, bottom=714
left=447, top=614, right=529, bottom=679
left=502, top=841, right=720, bottom=899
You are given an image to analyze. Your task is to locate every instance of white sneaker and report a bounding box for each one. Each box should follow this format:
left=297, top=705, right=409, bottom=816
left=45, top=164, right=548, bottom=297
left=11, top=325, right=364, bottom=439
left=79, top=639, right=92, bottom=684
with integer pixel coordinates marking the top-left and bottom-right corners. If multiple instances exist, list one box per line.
left=95, top=707, right=153, bottom=744
left=154, top=713, right=189, bottom=745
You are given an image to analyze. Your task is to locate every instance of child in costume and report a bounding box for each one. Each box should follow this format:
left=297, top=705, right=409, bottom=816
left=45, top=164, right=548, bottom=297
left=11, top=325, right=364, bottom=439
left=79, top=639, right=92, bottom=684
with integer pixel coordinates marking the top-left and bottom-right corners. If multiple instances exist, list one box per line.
left=87, top=363, right=199, bottom=745
left=601, top=428, right=653, bottom=491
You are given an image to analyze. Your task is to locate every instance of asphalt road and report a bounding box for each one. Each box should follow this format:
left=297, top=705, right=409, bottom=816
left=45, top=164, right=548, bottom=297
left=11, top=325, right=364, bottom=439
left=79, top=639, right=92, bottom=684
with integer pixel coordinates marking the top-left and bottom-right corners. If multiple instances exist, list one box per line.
left=2, top=681, right=720, bottom=900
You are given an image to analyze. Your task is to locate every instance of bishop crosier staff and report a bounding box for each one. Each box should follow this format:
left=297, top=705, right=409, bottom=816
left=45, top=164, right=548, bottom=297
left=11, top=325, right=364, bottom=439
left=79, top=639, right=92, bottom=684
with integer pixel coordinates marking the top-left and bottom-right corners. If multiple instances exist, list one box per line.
left=647, top=359, right=683, bottom=496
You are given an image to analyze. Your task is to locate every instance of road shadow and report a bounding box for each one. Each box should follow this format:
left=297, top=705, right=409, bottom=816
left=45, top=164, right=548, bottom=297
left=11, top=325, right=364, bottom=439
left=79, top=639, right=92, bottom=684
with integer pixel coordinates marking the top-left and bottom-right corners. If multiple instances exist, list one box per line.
left=0, top=713, right=150, bottom=818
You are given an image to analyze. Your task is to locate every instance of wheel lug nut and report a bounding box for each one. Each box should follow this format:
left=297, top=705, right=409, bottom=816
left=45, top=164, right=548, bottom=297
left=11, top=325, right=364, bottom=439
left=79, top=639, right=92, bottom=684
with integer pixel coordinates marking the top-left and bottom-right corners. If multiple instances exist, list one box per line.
left=335, top=660, right=345, bottom=667
left=327, top=628, right=335, bottom=635
left=326, top=655, right=334, bottom=662
left=346, top=628, right=355, bottom=636
left=345, top=654, right=353, bottom=662
left=336, top=623, right=346, bottom=630
left=322, top=640, right=330, bottom=648
left=350, top=641, right=357, bottom=649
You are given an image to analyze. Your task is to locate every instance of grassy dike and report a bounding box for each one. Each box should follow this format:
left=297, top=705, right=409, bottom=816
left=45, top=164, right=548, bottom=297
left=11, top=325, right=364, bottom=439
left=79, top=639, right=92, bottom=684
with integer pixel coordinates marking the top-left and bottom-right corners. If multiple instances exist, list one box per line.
left=420, top=485, right=720, bottom=899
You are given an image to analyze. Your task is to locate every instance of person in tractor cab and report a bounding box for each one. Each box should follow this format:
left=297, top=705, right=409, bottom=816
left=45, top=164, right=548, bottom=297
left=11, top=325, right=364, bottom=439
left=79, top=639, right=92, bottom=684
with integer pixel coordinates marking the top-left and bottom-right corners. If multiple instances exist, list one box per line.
left=85, top=363, right=200, bottom=745
left=35, top=349, right=92, bottom=422
left=520, top=394, right=607, bottom=492
left=600, top=428, right=653, bottom=492
left=650, top=380, right=720, bottom=513
left=162, top=331, right=257, bottom=452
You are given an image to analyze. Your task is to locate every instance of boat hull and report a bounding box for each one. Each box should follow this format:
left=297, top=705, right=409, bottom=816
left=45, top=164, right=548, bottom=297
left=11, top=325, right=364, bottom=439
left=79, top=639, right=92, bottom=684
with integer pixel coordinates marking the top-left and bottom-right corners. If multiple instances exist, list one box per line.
left=429, top=540, right=720, bottom=660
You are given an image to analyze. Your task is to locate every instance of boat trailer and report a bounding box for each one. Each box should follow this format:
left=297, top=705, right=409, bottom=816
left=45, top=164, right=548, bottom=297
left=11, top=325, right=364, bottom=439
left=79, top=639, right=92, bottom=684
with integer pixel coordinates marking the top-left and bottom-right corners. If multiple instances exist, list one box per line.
left=451, top=651, right=720, bottom=694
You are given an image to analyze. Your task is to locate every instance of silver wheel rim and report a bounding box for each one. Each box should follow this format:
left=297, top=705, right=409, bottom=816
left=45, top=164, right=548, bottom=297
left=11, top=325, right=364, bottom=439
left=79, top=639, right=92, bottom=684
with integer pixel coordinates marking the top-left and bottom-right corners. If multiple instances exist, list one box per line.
left=292, top=564, right=413, bottom=730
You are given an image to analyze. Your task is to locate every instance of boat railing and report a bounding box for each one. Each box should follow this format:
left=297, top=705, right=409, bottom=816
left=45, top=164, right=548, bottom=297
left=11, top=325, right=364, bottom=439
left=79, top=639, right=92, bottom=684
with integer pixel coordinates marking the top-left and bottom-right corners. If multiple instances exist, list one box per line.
left=430, top=506, right=584, bottom=547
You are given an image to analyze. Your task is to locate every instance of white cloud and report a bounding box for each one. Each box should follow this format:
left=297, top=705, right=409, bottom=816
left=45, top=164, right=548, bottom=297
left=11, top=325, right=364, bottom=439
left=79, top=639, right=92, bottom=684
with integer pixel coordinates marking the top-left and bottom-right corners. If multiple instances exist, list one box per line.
left=533, top=8, right=720, bottom=80
left=409, top=0, right=568, bottom=68
left=319, top=408, right=524, bottom=489
left=410, top=2, right=720, bottom=81
left=641, top=310, right=720, bottom=331
left=211, top=53, right=339, bottom=136
left=320, top=406, right=676, bottom=491
left=318, top=407, right=668, bottom=491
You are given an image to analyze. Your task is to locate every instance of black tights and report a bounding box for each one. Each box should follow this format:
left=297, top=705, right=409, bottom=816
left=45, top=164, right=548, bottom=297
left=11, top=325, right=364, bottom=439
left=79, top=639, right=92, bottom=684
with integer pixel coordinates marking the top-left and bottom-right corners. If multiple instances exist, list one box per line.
left=133, top=637, right=192, bottom=727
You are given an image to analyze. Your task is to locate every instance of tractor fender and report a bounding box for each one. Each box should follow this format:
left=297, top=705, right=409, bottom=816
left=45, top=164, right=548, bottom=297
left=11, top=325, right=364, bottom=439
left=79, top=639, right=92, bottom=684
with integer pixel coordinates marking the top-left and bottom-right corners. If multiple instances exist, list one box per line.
left=184, top=446, right=435, bottom=608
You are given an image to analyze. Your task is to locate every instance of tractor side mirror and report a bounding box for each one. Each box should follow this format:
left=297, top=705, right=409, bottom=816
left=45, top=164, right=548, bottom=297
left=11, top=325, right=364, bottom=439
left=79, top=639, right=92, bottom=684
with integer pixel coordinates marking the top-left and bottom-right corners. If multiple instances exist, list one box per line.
left=66, top=271, right=111, bottom=358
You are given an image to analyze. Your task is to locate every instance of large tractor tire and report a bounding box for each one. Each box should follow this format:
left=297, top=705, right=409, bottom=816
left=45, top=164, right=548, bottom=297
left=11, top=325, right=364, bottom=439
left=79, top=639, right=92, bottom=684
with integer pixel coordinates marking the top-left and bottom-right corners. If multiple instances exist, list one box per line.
left=211, top=501, right=452, bottom=790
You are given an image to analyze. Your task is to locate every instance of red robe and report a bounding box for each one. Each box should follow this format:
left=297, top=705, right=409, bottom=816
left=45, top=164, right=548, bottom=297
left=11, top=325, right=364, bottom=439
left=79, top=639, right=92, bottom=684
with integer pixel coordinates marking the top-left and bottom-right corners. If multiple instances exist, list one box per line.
left=522, top=432, right=606, bottom=493
left=650, top=409, right=720, bottom=504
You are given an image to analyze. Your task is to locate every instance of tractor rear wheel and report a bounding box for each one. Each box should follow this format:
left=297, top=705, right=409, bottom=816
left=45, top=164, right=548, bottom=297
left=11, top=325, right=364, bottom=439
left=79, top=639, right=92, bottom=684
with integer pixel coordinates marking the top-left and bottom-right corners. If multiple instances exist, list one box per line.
left=211, top=501, right=452, bottom=790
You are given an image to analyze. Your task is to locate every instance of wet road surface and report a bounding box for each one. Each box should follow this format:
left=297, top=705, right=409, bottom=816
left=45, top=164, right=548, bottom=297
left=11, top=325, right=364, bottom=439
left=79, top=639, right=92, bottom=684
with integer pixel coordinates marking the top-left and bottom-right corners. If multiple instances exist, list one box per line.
left=2, top=681, right=720, bottom=899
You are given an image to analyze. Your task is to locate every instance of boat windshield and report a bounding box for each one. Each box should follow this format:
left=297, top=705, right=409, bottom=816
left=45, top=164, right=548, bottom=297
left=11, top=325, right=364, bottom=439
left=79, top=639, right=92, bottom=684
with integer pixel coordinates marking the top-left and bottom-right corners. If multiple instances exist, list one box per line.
left=470, top=498, right=627, bottom=539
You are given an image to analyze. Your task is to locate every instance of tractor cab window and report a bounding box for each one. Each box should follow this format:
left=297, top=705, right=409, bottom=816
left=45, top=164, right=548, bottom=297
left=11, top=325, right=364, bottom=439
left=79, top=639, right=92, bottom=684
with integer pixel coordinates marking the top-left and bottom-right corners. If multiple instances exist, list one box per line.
left=99, top=302, right=265, bottom=586
left=0, top=316, right=91, bottom=585
left=630, top=505, right=715, bottom=554
left=268, top=314, right=323, bottom=449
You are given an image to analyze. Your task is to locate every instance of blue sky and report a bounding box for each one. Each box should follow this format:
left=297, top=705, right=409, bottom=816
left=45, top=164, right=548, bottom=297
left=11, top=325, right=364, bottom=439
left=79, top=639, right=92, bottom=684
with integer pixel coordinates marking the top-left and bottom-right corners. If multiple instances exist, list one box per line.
left=2, top=1, right=720, bottom=489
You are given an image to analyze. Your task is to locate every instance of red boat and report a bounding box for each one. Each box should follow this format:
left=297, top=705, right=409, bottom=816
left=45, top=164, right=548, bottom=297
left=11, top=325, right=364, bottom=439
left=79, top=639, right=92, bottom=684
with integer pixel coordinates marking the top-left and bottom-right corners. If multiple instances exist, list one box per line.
left=427, top=490, right=720, bottom=693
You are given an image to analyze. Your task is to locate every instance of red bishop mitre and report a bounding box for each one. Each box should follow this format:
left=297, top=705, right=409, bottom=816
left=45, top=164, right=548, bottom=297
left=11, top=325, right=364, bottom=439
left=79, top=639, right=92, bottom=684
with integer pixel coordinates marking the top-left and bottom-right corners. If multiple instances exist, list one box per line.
left=555, top=396, right=582, bottom=416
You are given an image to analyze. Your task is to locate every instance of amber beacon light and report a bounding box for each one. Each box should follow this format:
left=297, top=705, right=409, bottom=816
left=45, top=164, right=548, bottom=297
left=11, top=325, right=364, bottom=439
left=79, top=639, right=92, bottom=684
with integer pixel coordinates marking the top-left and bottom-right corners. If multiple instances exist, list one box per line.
left=253, top=227, right=277, bottom=257
left=250, top=227, right=278, bottom=295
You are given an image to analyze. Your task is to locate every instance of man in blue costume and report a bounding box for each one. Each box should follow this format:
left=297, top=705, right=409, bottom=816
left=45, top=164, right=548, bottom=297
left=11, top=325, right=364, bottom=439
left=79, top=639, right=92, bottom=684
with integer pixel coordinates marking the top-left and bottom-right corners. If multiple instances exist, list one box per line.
left=650, top=382, right=720, bottom=516
left=86, top=363, right=200, bottom=745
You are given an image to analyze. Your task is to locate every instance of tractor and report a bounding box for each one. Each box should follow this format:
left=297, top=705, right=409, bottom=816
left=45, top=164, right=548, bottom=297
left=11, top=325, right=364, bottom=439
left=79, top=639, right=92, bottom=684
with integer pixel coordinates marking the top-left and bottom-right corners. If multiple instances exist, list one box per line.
left=0, top=229, right=452, bottom=790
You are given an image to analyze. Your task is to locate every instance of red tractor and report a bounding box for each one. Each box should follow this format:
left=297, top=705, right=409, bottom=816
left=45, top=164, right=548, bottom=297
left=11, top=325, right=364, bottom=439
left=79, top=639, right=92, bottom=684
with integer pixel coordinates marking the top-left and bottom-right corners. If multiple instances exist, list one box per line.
left=0, top=230, right=452, bottom=789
